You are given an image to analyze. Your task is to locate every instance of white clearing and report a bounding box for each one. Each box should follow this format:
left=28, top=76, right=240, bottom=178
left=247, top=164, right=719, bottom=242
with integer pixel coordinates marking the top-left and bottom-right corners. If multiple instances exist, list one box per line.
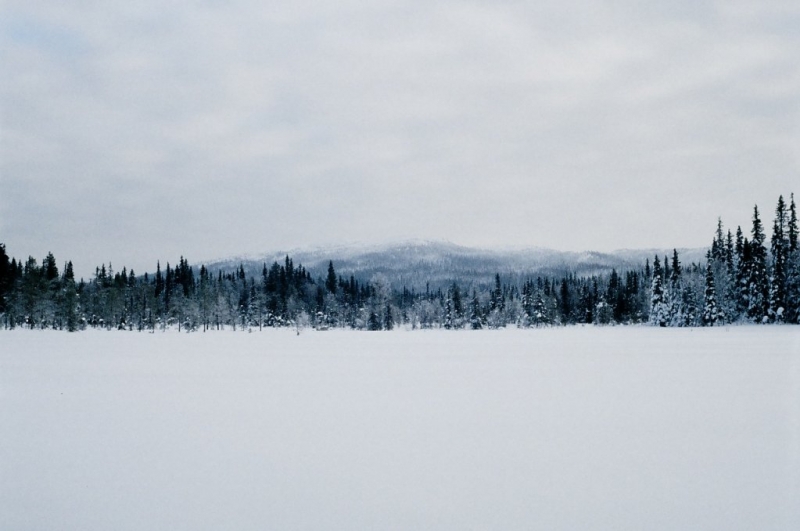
left=1, top=326, right=799, bottom=531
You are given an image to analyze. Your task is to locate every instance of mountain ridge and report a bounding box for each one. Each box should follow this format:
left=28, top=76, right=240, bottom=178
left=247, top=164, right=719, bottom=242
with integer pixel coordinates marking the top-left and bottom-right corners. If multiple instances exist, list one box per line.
left=202, top=240, right=708, bottom=290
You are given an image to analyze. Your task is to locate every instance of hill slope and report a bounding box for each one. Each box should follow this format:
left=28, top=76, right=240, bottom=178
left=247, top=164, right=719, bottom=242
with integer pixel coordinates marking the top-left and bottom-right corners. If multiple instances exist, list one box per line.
left=204, top=240, right=707, bottom=290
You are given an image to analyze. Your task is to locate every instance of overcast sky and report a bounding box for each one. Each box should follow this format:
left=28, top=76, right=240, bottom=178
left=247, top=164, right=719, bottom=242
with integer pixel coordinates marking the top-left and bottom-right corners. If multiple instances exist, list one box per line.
left=2, top=1, right=798, bottom=278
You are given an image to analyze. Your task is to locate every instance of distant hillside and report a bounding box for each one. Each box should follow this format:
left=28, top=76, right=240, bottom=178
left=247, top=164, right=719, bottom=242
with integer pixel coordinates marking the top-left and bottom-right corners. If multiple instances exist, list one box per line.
left=204, top=240, right=708, bottom=291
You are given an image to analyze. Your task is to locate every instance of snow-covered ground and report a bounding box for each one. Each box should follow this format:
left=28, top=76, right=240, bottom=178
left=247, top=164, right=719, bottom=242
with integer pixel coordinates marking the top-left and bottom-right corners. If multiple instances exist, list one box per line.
left=1, top=326, right=798, bottom=531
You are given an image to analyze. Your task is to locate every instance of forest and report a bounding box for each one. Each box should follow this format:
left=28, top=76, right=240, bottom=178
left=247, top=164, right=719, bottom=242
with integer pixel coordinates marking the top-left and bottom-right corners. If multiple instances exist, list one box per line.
left=1, top=194, right=798, bottom=332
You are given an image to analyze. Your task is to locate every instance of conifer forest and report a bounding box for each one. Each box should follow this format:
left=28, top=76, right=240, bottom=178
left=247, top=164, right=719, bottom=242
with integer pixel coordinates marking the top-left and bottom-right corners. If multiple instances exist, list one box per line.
left=1, top=194, right=798, bottom=332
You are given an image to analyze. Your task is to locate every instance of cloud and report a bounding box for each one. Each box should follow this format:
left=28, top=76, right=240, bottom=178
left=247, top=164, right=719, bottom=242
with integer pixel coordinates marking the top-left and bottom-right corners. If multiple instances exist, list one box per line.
left=2, top=0, right=798, bottom=276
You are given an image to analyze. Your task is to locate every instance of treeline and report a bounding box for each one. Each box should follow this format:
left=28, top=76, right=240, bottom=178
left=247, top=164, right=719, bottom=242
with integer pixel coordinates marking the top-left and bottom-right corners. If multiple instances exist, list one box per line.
left=661, top=194, right=799, bottom=327
left=0, top=194, right=797, bottom=332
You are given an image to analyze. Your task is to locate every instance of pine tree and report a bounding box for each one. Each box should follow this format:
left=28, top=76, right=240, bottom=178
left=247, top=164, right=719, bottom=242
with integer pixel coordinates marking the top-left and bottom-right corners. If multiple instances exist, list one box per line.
left=789, top=193, right=798, bottom=252
left=42, top=252, right=59, bottom=283
left=667, top=249, right=684, bottom=325
left=733, top=227, right=749, bottom=319
left=681, top=282, right=699, bottom=326
left=520, top=281, right=531, bottom=325
left=713, top=228, right=737, bottom=321
left=0, top=244, right=11, bottom=316
left=748, top=205, right=769, bottom=322
left=702, top=257, right=721, bottom=326
left=154, top=261, right=164, bottom=298
left=451, top=282, right=463, bottom=325
left=384, top=302, right=393, bottom=331
left=490, top=274, right=502, bottom=312
left=326, top=261, right=337, bottom=294
left=62, top=261, right=79, bottom=331
left=784, top=193, right=800, bottom=323
left=711, top=218, right=725, bottom=262
left=649, top=255, right=667, bottom=327
left=444, top=290, right=453, bottom=330
left=720, top=228, right=730, bottom=270
left=531, top=291, right=547, bottom=326
left=560, top=278, right=571, bottom=324
left=470, top=290, right=483, bottom=329
left=769, top=196, right=788, bottom=321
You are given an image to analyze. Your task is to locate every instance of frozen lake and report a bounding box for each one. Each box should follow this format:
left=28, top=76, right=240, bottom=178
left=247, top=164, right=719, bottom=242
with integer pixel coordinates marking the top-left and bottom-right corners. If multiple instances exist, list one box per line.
left=2, top=326, right=799, bottom=531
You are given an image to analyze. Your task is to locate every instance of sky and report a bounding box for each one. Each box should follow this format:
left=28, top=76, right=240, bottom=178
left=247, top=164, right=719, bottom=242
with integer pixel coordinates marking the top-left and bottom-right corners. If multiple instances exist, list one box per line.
left=1, top=1, right=798, bottom=278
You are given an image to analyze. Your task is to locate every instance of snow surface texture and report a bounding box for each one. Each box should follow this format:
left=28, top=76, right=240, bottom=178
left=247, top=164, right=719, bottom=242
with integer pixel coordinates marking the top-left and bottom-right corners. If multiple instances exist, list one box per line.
left=2, top=327, right=799, bottom=531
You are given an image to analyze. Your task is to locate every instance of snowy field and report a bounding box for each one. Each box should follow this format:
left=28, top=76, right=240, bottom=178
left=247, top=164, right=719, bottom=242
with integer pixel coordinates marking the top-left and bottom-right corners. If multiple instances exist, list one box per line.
left=1, top=327, right=799, bottom=531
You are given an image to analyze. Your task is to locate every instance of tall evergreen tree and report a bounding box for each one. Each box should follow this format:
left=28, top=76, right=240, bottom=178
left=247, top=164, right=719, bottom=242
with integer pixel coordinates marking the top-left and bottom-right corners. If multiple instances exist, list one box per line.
left=490, top=274, right=503, bottom=312
left=443, top=289, right=454, bottom=330
left=470, top=290, right=483, bottom=329
left=784, top=193, right=800, bottom=323
left=62, top=261, right=79, bottom=331
left=560, top=278, right=571, bottom=324
left=769, top=196, right=788, bottom=321
left=649, top=255, right=667, bottom=327
left=667, top=249, right=684, bottom=325
left=384, top=302, right=394, bottom=330
left=725, top=230, right=735, bottom=276
left=711, top=218, right=725, bottom=262
left=451, top=282, right=463, bottom=326
left=42, top=252, right=59, bottom=283
left=155, top=262, right=164, bottom=298
left=789, top=193, right=798, bottom=252
left=733, top=227, right=749, bottom=319
left=747, top=205, right=769, bottom=322
left=0, top=244, right=11, bottom=315
left=702, top=257, right=722, bottom=326
left=326, top=261, right=337, bottom=295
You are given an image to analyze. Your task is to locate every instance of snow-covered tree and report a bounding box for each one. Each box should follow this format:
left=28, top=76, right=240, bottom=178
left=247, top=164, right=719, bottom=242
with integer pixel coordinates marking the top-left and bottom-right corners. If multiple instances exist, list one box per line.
left=747, top=206, right=769, bottom=322
left=769, top=196, right=788, bottom=322
left=469, top=290, right=483, bottom=329
left=649, top=256, right=668, bottom=327
left=667, top=249, right=684, bottom=326
left=702, top=258, right=723, bottom=326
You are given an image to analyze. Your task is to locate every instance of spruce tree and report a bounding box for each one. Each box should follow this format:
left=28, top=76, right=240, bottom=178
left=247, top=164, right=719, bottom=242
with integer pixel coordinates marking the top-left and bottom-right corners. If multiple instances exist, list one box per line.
left=0, top=244, right=10, bottom=315
left=668, top=249, right=684, bottom=325
left=769, top=196, right=788, bottom=321
left=712, top=218, right=725, bottom=261
left=155, top=262, right=164, bottom=298
left=715, top=228, right=737, bottom=322
left=384, top=303, right=393, bottom=331
left=789, top=193, right=798, bottom=252
left=725, top=230, right=735, bottom=276
left=702, top=257, right=721, bottom=326
left=560, top=278, right=571, bottom=324
left=452, top=283, right=463, bottom=323
left=649, top=255, right=667, bottom=327
left=42, top=252, right=59, bottom=283
left=444, top=290, right=453, bottom=330
left=470, top=290, right=483, bottom=329
left=490, top=274, right=502, bottom=312
left=521, top=281, right=531, bottom=325
left=62, top=261, right=79, bottom=331
left=326, top=261, right=337, bottom=294
left=748, top=205, right=769, bottom=322
left=734, top=228, right=749, bottom=319
left=784, top=193, right=799, bottom=322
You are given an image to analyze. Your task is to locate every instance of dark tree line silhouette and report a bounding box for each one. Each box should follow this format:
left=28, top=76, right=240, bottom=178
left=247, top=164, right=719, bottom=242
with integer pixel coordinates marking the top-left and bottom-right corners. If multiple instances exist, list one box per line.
left=1, top=194, right=797, bottom=331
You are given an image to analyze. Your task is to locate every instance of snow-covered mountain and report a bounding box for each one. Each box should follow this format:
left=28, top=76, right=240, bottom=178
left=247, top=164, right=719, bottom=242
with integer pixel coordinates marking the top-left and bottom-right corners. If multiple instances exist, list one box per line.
left=204, top=240, right=708, bottom=290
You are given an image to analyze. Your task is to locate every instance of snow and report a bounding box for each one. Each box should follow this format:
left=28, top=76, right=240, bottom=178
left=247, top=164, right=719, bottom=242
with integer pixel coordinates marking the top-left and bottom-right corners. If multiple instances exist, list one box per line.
left=1, top=326, right=799, bottom=531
